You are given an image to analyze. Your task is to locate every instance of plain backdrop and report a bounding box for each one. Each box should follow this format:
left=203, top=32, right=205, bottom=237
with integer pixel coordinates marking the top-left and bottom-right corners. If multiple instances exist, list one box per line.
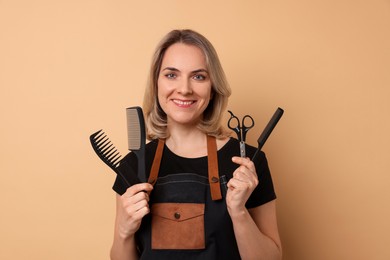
left=1, top=0, right=389, bottom=259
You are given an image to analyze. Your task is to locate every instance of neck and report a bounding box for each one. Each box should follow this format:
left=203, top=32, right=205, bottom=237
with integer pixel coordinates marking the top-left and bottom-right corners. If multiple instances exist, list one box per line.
left=165, top=125, right=208, bottom=158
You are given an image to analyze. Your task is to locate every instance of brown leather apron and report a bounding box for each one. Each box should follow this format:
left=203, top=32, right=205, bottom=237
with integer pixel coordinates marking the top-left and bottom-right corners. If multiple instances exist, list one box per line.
left=147, top=135, right=222, bottom=250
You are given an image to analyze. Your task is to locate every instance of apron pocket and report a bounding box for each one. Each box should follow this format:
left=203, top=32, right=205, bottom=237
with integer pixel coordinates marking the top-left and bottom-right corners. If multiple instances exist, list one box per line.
left=151, top=203, right=205, bottom=250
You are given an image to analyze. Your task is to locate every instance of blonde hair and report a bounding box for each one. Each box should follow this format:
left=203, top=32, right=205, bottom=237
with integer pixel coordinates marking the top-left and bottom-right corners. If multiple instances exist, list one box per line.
left=143, top=29, right=231, bottom=140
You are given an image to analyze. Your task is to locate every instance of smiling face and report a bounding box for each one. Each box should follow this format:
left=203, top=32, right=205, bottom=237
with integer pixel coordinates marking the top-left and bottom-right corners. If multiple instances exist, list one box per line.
left=157, top=43, right=213, bottom=128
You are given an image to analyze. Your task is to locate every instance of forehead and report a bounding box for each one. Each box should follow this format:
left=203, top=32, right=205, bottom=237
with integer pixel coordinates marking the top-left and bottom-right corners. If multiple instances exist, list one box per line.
left=161, top=43, right=207, bottom=69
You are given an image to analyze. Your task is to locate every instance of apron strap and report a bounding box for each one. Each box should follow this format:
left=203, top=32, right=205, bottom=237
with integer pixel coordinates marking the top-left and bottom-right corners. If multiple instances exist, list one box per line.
left=207, top=135, right=222, bottom=201
left=148, top=136, right=222, bottom=201
left=148, top=139, right=165, bottom=185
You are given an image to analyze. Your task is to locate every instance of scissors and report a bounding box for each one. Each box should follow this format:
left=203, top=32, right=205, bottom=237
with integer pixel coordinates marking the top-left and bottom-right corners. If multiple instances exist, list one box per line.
left=227, top=110, right=255, bottom=157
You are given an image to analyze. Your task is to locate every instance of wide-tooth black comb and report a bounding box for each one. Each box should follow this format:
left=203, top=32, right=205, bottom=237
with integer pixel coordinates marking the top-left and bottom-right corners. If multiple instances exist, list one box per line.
left=252, top=107, right=284, bottom=161
left=89, top=129, right=131, bottom=187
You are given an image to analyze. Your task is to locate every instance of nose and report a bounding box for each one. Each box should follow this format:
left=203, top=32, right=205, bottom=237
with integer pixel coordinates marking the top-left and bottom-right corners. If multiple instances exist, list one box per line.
left=177, top=78, right=193, bottom=95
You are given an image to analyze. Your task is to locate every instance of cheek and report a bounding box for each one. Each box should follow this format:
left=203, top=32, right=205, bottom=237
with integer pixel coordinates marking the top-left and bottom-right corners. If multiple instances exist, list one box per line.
left=203, top=86, right=213, bottom=101
left=203, top=87, right=214, bottom=108
left=156, top=87, right=165, bottom=107
left=156, top=80, right=166, bottom=100
left=157, top=78, right=173, bottom=98
left=156, top=84, right=170, bottom=115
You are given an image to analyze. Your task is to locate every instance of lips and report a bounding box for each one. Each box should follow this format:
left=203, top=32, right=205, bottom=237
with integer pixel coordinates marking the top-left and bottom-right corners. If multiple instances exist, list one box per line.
left=172, top=99, right=196, bottom=107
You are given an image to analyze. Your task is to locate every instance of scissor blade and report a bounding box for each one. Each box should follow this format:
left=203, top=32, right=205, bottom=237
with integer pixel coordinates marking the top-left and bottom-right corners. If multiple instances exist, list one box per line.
left=239, top=141, right=246, bottom=157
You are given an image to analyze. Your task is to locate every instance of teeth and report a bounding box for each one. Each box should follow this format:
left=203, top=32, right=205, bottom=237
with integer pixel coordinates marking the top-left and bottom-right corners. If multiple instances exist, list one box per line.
left=173, top=100, right=193, bottom=106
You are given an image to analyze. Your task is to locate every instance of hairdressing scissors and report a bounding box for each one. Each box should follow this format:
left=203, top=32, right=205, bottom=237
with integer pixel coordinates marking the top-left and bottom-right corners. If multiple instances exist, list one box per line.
left=227, top=110, right=255, bottom=157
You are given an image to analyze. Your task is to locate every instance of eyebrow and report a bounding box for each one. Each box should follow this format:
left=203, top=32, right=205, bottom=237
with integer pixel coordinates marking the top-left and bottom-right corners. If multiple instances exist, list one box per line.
left=162, top=67, right=209, bottom=74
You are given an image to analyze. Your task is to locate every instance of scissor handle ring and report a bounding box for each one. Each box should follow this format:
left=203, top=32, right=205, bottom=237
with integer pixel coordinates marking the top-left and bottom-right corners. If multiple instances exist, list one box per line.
left=227, top=111, right=240, bottom=130
left=242, top=115, right=255, bottom=128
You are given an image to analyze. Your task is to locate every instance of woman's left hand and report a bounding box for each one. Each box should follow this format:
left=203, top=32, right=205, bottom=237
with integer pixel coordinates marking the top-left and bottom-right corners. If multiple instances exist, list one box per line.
left=226, top=156, right=259, bottom=217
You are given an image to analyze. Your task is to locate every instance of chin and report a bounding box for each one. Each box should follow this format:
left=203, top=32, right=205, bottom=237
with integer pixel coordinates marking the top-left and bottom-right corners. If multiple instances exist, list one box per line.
left=169, top=114, right=200, bottom=125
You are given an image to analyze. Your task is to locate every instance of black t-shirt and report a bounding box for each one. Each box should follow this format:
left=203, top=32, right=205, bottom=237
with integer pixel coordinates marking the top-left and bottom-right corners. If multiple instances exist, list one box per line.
left=113, top=138, right=276, bottom=206
left=112, top=137, right=276, bottom=259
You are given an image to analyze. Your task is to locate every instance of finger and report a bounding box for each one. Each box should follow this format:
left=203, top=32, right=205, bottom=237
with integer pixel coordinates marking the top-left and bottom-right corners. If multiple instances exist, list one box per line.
left=228, top=177, right=256, bottom=192
left=132, top=199, right=150, bottom=213
left=124, top=196, right=150, bottom=216
left=124, top=183, right=153, bottom=197
left=233, top=169, right=248, bottom=182
left=233, top=166, right=257, bottom=182
left=231, top=170, right=258, bottom=187
left=123, top=190, right=150, bottom=207
left=232, top=157, right=256, bottom=172
left=227, top=178, right=248, bottom=192
left=232, top=156, right=252, bottom=165
left=134, top=190, right=150, bottom=202
left=228, top=175, right=248, bottom=186
left=232, top=171, right=250, bottom=182
left=126, top=205, right=150, bottom=222
left=132, top=205, right=150, bottom=219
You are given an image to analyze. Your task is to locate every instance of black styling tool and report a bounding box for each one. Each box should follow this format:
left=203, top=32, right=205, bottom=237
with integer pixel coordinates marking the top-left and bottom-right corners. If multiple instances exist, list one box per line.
left=90, top=130, right=134, bottom=187
left=252, top=107, right=284, bottom=161
left=126, top=106, right=147, bottom=183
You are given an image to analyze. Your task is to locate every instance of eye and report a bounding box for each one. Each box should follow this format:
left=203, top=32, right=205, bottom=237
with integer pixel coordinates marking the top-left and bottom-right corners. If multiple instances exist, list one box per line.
left=165, top=73, right=176, bottom=79
left=193, top=74, right=207, bottom=81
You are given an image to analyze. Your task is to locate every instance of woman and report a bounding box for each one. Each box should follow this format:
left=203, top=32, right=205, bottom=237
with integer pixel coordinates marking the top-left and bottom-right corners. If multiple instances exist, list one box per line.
left=110, top=29, right=282, bottom=260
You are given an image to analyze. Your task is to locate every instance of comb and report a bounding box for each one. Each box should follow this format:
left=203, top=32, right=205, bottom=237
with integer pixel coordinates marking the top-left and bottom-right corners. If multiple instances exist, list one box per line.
left=126, top=106, right=146, bottom=183
left=89, top=129, right=131, bottom=187
left=252, top=107, right=284, bottom=160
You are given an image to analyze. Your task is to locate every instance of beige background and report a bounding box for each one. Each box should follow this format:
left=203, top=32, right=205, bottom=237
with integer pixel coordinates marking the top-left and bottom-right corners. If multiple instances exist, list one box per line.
left=1, top=0, right=389, bottom=259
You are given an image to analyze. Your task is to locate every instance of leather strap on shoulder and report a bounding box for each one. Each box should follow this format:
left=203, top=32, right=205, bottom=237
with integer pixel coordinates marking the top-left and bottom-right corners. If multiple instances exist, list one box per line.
left=207, top=135, right=222, bottom=201
left=148, top=139, right=165, bottom=185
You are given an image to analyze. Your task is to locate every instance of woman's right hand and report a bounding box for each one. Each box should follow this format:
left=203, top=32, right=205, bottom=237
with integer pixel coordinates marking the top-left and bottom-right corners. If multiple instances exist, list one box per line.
left=116, top=183, right=154, bottom=239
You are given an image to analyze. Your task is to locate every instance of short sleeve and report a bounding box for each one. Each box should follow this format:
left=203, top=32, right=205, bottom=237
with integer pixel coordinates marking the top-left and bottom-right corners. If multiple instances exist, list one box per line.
left=112, top=139, right=159, bottom=195
left=112, top=152, right=139, bottom=195
left=245, top=151, right=277, bottom=208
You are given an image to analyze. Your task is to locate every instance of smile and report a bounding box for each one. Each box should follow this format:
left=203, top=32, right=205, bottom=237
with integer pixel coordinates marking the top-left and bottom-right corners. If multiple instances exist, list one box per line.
left=172, top=99, right=195, bottom=107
